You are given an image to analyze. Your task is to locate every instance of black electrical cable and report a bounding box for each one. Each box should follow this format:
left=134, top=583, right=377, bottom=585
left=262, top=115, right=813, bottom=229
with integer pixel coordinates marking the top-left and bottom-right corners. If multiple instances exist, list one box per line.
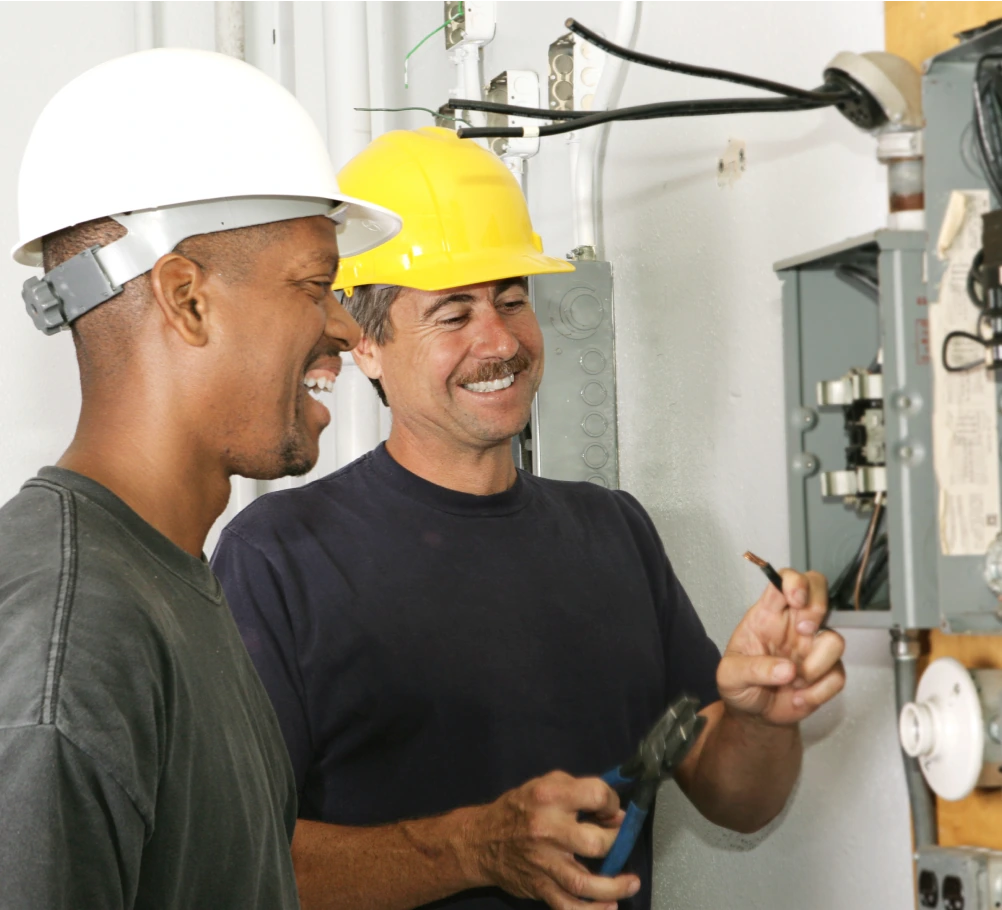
left=456, top=95, right=829, bottom=140
left=968, top=249, right=986, bottom=308
left=446, top=98, right=589, bottom=121
left=564, top=18, right=850, bottom=104
left=942, top=329, right=990, bottom=372
left=973, top=55, right=1002, bottom=200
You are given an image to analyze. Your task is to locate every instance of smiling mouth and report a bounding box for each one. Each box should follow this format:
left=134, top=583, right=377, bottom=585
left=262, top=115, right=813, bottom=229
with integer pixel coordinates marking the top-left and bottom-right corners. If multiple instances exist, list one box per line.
left=462, top=373, right=516, bottom=393
left=302, top=357, right=342, bottom=400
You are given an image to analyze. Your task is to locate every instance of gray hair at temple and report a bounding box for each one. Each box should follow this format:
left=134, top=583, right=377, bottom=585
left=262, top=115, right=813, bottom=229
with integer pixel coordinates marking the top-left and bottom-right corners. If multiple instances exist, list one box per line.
left=340, top=284, right=401, bottom=406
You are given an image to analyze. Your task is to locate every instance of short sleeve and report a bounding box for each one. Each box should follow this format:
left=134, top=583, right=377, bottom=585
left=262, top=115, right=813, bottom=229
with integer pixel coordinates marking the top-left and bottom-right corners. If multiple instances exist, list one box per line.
left=613, top=491, right=721, bottom=710
left=0, top=725, right=146, bottom=910
left=211, top=529, right=312, bottom=794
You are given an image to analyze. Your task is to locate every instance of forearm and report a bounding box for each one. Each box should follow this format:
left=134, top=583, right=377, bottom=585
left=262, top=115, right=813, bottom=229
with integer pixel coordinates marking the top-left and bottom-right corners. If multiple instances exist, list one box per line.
left=679, top=702, right=802, bottom=833
left=293, top=808, right=486, bottom=910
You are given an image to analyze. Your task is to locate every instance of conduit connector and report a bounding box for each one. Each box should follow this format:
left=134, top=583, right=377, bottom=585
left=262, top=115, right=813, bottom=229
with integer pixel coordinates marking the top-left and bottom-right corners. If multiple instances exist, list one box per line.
left=879, top=129, right=925, bottom=231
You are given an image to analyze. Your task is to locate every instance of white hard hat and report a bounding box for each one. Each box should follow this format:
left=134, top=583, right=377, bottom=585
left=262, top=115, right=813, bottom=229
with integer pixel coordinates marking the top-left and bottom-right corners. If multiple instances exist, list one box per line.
left=13, top=48, right=402, bottom=334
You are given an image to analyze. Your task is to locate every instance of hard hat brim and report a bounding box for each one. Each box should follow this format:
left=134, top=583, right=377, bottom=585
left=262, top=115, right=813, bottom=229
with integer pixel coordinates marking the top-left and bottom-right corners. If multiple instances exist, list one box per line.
left=11, top=194, right=402, bottom=268
left=333, top=248, right=575, bottom=293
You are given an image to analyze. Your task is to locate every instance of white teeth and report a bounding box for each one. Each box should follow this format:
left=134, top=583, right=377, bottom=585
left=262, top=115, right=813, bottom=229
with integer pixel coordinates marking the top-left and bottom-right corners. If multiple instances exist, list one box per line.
left=463, top=374, right=515, bottom=393
left=303, top=376, right=336, bottom=394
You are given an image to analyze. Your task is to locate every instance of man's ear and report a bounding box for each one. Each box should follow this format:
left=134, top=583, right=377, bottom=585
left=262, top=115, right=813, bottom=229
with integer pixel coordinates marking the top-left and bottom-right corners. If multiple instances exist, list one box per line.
left=351, top=334, right=384, bottom=381
left=149, top=253, right=211, bottom=347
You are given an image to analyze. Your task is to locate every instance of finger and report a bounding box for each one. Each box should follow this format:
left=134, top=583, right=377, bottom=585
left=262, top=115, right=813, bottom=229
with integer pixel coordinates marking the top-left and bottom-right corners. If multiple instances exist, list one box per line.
left=563, top=820, right=620, bottom=859
left=537, top=878, right=616, bottom=910
left=568, top=777, right=621, bottom=819
left=789, top=661, right=846, bottom=712
left=549, top=858, right=642, bottom=904
left=718, top=653, right=796, bottom=693
left=799, top=630, right=845, bottom=684
left=779, top=568, right=810, bottom=610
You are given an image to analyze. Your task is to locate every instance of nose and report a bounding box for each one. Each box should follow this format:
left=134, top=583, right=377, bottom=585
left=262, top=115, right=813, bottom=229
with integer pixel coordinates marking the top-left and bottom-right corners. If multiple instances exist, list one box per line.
left=473, top=306, right=520, bottom=361
left=325, top=289, right=362, bottom=351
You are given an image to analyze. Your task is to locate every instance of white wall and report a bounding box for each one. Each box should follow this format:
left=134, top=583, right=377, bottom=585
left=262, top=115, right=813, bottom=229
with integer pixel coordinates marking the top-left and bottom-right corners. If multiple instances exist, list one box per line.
left=0, top=3, right=911, bottom=908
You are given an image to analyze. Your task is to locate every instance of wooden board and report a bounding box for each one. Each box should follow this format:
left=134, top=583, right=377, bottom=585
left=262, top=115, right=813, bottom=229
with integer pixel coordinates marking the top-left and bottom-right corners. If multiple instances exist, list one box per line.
left=927, top=630, right=1002, bottom=849
left=886, top=1, right=1002, bottom=70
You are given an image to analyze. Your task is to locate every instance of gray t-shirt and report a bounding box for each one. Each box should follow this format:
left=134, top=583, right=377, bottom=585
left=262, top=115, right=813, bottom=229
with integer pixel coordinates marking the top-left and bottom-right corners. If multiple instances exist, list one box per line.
left=0, top=467, right=300, bottom=910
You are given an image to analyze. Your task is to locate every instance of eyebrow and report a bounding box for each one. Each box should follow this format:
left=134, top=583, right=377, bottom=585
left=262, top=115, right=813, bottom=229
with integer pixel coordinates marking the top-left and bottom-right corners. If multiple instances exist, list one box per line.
left=290, top=252, right=340, bottom=275
left=420, top=278, right=529, bottom=320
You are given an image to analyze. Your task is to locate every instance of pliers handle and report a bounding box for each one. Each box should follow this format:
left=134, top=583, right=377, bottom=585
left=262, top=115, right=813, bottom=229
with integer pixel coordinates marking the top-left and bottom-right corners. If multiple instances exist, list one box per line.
left=598, top=769, right=657, bottom=876
left=595, top=694, right=707, bottom=877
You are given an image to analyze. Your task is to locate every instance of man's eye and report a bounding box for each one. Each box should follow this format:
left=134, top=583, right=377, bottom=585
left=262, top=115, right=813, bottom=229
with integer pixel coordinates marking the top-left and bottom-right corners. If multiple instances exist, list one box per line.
left=500, top=298, right=528, bottom=311
left=440, top=314, right=469, bottom=326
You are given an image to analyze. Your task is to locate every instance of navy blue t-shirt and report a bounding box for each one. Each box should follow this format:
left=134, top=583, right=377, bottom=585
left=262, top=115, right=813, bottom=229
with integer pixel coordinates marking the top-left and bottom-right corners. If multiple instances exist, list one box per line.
left=212, top=444, right=721, bottom=910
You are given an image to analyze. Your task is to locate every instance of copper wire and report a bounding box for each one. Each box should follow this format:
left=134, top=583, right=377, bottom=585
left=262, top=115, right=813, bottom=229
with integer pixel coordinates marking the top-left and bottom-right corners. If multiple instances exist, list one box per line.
left=853, top=491, right=885, bottom=611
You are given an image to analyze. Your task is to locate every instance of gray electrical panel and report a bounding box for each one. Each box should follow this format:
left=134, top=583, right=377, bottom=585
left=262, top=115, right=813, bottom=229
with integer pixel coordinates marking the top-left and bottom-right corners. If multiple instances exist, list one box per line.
left=529, top=261, right=619, bottom=487
left=777, top=232, right=938, bottom=629
left=776, top=27, right=1002, bottom=631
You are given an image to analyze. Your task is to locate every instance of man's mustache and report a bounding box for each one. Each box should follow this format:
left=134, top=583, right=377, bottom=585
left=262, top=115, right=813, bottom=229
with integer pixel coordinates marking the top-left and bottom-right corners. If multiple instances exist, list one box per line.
left=456, top=350, right=532, bottom=386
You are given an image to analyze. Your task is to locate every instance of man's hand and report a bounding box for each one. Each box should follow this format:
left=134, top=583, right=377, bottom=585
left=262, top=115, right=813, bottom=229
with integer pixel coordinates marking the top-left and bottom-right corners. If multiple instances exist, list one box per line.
left=461, top=771, right=640, bottom=910
left=718, top=569, right=845, bottom=726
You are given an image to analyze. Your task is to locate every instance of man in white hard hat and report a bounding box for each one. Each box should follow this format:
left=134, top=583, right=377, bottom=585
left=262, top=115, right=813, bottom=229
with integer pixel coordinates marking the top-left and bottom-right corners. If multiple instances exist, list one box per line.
left=213, top=128, right=845, bottom=910
left=0, top=49, right=398, bottom=909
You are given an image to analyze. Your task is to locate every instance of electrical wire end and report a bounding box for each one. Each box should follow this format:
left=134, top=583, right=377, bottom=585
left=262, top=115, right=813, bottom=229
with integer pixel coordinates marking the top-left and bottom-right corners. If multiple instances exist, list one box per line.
left=742, top=551, right=768, bottom=569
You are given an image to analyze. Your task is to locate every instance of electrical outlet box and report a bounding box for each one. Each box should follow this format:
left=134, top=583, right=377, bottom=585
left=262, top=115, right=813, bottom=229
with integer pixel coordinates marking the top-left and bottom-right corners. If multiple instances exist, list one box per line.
left=444, top=1, right=496, bottom=49
left=547, top=31, right=605, bottom=112
left=529, top=261, right=618, bottom=487
left=915, top=847, right=1002, bottom=909
left=485, top=70, right=541, bottom=160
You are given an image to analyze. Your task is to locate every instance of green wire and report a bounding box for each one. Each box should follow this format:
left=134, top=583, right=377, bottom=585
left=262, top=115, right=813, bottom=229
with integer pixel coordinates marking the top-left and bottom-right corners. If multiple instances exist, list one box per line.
left=404, top=2, right=464, bottom=89
left=355, top=106, right=471, bottom=127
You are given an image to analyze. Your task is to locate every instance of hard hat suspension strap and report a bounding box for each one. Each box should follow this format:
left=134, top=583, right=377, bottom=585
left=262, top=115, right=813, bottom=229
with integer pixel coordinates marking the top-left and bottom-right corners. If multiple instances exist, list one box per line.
left=22, top=196, right=346, bottom=335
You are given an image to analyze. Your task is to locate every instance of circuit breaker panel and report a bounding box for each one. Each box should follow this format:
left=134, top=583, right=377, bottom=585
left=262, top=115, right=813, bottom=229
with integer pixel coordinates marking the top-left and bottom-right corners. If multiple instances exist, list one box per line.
left=777, top=232, right=938, bottom=629
left=776, top=28, right=1002, bottom=631
left=529, top=262, right=619, bottom=488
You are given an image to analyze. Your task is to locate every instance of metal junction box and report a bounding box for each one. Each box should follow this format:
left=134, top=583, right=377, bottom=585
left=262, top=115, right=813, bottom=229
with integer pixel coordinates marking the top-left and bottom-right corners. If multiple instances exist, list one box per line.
left=914, top=847, right=1002, bottom=910
left=530, top=261, right=619, bottom=488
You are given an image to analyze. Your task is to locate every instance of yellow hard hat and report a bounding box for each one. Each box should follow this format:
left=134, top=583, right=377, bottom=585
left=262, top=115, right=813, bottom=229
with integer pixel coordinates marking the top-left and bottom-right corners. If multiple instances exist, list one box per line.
left=332, top=127, right=574, bottom=293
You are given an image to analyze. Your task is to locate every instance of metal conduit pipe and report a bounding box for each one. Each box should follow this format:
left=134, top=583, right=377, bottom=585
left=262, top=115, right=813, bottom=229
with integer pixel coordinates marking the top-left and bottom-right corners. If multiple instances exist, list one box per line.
left=891, top=628, right=937, bottom=848
left=321, top=1, right=383, bottom=469
left=572, top=0, right=637, bottom=257
left=215, top=1, right=245, bottom=60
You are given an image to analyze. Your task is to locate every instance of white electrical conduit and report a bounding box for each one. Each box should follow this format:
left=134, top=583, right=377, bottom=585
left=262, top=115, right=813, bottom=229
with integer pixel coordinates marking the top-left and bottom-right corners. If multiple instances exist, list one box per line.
left=134, top=1, right=156, bottom=51
left=272, top=1, right=296, bottom=95
left=322, top=0, right=383, bottom=469
left=572, top=0, right=638, bottom=255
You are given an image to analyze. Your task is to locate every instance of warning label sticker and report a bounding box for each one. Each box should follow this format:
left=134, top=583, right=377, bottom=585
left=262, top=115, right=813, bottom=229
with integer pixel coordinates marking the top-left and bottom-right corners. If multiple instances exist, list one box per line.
left=929, top=189, right=1002, bottom=555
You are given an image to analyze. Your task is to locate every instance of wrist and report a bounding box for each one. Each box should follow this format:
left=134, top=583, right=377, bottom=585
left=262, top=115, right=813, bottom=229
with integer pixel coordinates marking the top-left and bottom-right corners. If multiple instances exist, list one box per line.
left=723, top=701, right=800, bottom=739
left=445, top=804, right=491, bottom=891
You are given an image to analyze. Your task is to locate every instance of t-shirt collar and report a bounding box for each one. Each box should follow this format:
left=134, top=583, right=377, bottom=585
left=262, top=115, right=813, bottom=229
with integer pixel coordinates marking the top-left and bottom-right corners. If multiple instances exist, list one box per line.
left=33, top=466, right=222, bottom=601
left=369, top=443, right=531, bottom=517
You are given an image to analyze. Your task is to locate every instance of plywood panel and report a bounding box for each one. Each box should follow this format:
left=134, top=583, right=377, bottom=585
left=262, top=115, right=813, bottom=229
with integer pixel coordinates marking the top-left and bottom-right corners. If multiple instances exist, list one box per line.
left=927, top=630, right=1002, bottom=848
left=886, top=1, right=1002, bottom=70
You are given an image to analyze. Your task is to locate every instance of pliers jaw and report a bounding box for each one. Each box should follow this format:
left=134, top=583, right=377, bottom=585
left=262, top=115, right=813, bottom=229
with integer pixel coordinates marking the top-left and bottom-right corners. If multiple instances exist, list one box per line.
left=620, top=695, right=706, bottom=782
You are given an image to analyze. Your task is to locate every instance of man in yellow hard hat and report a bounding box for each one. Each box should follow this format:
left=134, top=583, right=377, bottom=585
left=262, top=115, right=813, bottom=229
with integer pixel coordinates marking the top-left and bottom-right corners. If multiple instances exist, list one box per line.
left=213, top=128, right=845, bottom=910
left=0, top=49, right=398, bottom=910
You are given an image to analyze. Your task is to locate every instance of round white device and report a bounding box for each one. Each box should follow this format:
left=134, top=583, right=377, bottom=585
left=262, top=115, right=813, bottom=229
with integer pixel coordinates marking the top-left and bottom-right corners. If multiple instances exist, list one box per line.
left=898, top=657, right=984, bottom=801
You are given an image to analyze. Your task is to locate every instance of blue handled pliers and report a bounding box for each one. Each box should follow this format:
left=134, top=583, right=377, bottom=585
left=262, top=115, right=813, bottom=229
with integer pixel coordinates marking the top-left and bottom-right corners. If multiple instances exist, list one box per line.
left=598, top=694, right=707, bottom=876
